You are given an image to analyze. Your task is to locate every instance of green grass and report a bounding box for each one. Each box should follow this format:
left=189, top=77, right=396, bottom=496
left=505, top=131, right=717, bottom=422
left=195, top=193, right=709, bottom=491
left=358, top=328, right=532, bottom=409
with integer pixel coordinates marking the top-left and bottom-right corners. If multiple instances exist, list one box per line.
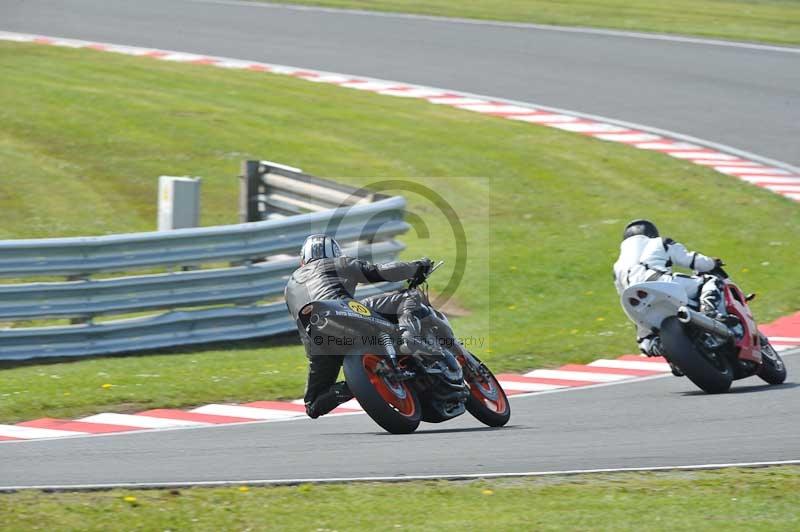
left=2, top=467, right=799, bottom=530
left=0, top=42, right=798, bottom=422
left=266, top=0, right=800, bottom=45
left=0, top=340, right=309, bottom=422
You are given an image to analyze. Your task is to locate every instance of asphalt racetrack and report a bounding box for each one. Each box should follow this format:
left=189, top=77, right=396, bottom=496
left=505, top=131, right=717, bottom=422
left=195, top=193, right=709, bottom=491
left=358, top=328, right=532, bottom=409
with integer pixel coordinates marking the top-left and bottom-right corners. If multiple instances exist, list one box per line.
left=0, top=0, right=798, bottom=488
left=1, top=0, right=798, bottom=166
left=1, top=350, right=797, bottom=489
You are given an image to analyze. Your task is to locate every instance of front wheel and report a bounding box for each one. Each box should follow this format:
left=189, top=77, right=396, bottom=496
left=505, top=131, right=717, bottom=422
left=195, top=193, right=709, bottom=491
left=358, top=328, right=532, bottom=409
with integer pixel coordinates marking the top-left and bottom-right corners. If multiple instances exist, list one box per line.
left=660, top=316, right=733, bottom=394
left=461, top=354, right=511, bottom=427
left=343, top=353, right=421, bottom=434
left=758, top=337, right=787, bottom=385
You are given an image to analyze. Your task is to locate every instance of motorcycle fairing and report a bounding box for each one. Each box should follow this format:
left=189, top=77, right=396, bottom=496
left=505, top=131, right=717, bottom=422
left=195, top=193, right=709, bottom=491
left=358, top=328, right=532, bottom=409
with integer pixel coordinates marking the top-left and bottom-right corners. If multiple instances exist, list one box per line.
left=722, top=280, right=762, bottom=364
left=621, top=282, right=689, bottom=332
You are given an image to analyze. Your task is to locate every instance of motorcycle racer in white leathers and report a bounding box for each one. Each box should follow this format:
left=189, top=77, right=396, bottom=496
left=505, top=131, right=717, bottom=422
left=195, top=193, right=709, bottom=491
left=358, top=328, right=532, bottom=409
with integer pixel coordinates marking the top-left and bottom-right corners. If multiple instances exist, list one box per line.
left=613, top=219, right=725, bottom=358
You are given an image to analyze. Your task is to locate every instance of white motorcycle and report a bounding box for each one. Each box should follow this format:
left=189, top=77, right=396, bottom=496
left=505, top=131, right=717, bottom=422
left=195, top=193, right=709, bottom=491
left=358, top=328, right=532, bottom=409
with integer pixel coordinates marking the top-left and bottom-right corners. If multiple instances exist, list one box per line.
left=621, top=266, right=786, bottom=393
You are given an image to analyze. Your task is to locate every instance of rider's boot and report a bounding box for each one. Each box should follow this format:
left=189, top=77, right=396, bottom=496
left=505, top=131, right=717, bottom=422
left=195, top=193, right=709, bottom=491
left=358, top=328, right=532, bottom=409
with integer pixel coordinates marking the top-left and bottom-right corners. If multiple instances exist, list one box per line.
left=332, top=381, right=354, bottom=403
left=305, top=382, right=354, bottom=419
left=399, top=312, right=448, bottom=356
left=699, top=278, right=737, bottom=326
left=701, top=302, right=740, bottom=327
left=397, top=304, right=419, bottom=354
left=398, top=292, right=424, bottom=355
left=399, top=325, right=419, bottom=355
left=638, top=335, right=663, bottom=357
left=700, top=285, right=722, bottom=316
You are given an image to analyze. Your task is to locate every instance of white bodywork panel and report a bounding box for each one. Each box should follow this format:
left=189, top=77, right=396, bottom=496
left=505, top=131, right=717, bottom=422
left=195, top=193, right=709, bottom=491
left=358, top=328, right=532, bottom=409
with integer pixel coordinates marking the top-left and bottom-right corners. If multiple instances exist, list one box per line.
left=621, top=282, right=688, bottom=331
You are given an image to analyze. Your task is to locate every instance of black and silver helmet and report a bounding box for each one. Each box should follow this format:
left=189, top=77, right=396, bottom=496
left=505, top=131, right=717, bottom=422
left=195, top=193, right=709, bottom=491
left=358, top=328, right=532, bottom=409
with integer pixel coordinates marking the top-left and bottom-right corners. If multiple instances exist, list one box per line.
left=300, top=234, right=342, bottom=265
left=622, top=219, right=659, bottom=241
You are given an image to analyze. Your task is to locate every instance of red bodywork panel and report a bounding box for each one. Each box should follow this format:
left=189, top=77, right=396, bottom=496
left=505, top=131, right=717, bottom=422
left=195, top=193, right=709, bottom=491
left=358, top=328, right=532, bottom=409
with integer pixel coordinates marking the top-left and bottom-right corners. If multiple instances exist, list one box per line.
left=722, top=280, right=762, bottom=364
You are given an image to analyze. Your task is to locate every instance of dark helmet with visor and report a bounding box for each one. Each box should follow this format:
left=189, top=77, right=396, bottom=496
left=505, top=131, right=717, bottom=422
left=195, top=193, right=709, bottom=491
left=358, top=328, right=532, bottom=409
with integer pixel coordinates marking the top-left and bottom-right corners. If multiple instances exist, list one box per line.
left=622, top=219, right=659, bottom=241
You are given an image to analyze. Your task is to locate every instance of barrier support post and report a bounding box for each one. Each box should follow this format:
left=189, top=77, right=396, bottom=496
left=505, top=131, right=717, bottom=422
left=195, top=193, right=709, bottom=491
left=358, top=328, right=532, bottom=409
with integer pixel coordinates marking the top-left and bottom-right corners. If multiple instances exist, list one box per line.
left=240, top=160, right=263, bottom=223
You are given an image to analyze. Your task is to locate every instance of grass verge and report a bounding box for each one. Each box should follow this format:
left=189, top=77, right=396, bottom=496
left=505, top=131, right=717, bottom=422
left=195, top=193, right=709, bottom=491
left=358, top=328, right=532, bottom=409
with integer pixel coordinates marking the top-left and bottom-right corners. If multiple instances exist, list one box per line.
left=1, top=467, right=799, bottom=530
left=265, top=0, right=800, bottom=46
left=1, top=42, right=798, bottom=422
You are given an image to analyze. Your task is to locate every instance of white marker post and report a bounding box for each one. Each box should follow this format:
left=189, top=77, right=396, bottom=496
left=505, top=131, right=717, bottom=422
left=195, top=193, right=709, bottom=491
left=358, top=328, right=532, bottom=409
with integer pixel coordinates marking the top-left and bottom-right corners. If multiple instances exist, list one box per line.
left=158, top=176, right=201, bottom=231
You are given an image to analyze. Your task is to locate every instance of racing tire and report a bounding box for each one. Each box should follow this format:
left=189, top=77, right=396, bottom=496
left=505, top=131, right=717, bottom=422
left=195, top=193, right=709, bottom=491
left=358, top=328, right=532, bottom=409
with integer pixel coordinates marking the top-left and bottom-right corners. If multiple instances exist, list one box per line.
left=758, top=337, right=787, bottom=385
left=343, top=353, right=421, bottom=434
left=461, top=355, right=511, bottom=427
left=660, top=316, right=733, bottom=394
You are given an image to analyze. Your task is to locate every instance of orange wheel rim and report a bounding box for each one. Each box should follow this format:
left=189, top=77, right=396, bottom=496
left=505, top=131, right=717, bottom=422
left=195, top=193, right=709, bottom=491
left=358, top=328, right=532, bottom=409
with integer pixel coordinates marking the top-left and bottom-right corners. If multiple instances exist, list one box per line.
left=469, top=372, right=508, bottom=414
left=362, top=354, right=416, bottom=417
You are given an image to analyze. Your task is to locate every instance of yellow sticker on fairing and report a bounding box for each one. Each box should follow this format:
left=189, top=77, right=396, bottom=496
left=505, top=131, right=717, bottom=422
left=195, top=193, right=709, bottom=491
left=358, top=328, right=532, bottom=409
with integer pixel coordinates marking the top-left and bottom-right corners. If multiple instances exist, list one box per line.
left=348, top=301, right=371, bottom=316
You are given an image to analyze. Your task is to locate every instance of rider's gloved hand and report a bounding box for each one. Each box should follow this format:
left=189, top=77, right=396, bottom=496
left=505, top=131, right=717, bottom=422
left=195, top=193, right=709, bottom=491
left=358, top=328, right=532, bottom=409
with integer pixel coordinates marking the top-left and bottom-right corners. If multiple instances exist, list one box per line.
left=417, top=257, right=433, bottom=274
left=411, top=258, right=432, bottom=285
left=713, top=258, right=725, bottom=268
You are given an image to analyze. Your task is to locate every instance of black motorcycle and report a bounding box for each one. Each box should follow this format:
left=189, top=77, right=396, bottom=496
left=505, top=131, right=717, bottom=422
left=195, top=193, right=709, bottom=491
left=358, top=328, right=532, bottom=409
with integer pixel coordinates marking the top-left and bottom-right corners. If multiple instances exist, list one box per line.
left=297, top=261, right=510, bottom=434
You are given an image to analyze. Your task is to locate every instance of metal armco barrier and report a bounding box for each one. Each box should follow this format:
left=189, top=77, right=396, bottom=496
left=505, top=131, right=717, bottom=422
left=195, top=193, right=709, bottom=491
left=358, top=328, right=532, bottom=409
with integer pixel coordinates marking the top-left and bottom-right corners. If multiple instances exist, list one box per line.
left=0, top=163, right=409, bottom=360
left=0, top=196, right=406, bottom=277
left=0, top=285, right=398, bottom=361
left=240, top=160, right=378, bottom=221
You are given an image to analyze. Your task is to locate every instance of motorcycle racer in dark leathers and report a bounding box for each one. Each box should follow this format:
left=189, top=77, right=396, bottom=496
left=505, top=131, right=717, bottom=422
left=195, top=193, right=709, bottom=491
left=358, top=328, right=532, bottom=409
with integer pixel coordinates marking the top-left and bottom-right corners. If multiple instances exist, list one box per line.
left=285, top=234, right=432, bottom=418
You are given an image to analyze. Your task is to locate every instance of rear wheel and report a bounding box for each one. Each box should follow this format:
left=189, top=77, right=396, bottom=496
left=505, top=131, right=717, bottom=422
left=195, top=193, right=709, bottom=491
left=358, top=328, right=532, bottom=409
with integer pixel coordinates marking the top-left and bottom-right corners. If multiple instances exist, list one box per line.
left=758, top=336, right=787, bottom=385
left=660, top=316, right=733, bottom=394
left=460, top=354, right=511, bottom=427
left=343, top=353, right=421, bottom=434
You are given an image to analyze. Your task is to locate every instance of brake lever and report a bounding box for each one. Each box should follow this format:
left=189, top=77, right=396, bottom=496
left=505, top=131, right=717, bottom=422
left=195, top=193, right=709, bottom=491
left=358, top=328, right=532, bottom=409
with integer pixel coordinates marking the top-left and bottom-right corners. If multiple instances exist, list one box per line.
left=429, top=260, right=445, bottom=275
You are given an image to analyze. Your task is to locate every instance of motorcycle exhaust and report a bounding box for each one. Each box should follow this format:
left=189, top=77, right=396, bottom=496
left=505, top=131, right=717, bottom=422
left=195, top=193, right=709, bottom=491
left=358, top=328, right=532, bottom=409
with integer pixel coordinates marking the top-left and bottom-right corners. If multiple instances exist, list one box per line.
left=309, top=313, right=328, bottom=330
left=676, top=306, right=733, bottom=340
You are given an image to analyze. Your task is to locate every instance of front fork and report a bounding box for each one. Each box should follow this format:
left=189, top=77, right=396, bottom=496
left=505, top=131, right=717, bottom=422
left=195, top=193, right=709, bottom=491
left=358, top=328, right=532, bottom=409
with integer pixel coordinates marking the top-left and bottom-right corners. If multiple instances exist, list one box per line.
left=455, top=348, right=491, bottom=384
